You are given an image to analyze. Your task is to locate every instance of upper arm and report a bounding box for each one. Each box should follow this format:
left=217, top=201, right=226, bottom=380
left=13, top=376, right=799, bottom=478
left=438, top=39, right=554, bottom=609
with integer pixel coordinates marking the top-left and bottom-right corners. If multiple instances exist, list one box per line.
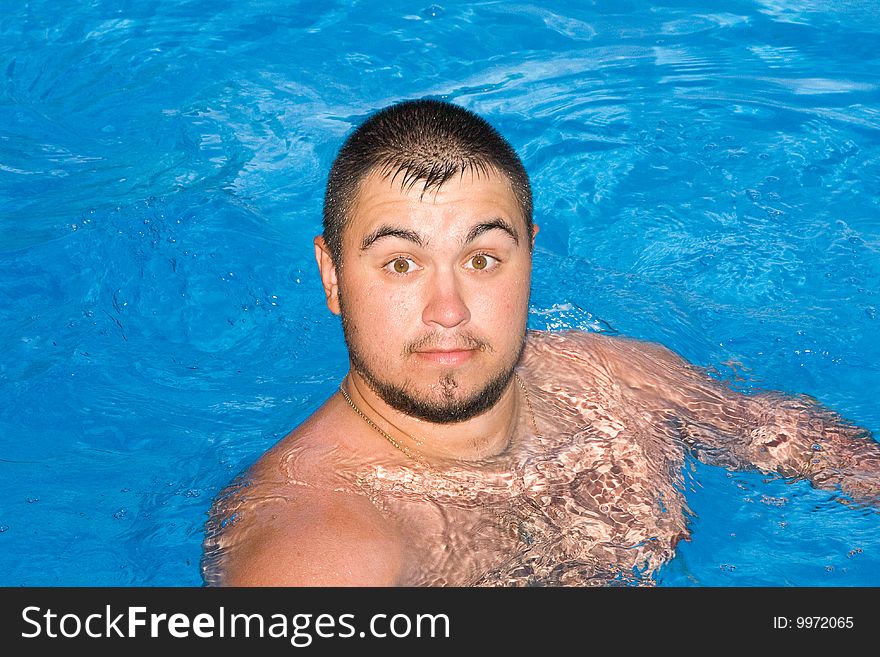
left=206, top=485, right=404, bottom=587
left=597, top=334, right=880, bottom=504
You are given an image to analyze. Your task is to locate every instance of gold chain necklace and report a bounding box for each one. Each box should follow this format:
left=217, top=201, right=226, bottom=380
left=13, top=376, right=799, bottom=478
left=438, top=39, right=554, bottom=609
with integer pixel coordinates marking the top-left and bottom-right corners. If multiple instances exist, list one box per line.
left=338, top=373, right=542, bottom=467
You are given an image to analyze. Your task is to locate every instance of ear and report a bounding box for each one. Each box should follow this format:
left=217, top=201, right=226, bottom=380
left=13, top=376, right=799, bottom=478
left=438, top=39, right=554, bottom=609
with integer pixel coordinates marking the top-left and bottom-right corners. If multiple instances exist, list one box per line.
left=530, top=223, right=540, bottom=249
left=314, top=236, right=341, bottom=315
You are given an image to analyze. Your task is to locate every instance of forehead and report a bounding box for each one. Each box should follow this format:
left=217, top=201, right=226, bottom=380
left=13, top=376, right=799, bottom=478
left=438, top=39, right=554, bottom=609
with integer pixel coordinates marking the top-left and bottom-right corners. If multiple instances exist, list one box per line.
left=347, top=167, right=524, bottom=235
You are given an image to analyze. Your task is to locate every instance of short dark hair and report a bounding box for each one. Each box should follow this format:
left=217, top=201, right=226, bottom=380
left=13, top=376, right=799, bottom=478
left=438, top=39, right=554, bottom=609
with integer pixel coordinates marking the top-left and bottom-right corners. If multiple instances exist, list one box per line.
left=322, top=99, right=533, bottom=264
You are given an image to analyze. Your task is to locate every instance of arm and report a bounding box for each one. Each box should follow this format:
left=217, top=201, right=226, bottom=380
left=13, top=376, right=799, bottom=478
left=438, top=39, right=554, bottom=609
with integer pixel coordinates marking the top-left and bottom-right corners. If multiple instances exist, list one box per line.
left=202, top=477, right=404, bottom=586
left=599, top=335, right=880, bottom=506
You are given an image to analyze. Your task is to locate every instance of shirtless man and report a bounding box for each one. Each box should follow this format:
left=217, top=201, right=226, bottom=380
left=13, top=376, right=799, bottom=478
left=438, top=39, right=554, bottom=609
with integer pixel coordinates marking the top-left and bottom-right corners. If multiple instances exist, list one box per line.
left=202, top=99, right=879, bottom=586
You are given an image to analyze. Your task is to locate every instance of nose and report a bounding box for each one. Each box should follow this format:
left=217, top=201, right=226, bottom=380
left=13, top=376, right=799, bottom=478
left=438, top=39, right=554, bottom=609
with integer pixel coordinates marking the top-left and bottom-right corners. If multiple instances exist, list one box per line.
left=421, top=269, right=471, bottom=329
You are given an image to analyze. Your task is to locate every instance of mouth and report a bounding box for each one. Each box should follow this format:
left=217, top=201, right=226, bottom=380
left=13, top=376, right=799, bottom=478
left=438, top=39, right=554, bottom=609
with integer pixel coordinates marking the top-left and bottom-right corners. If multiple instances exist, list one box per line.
left=413, top=348, right=478, bottom=366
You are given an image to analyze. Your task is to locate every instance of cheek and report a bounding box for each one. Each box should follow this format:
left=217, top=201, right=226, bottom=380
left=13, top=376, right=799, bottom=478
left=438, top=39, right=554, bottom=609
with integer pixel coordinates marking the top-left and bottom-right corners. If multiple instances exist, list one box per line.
left=356, top=284, right=418, bottom=337
left=364, top=284, right=416, bottom=313
left=474, top=278, right=530, bottom=329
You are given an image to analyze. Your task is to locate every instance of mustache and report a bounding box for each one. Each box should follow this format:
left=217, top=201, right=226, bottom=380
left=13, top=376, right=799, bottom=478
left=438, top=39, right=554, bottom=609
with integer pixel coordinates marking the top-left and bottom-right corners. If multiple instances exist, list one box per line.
left=404, top=332, right=492, bottom=355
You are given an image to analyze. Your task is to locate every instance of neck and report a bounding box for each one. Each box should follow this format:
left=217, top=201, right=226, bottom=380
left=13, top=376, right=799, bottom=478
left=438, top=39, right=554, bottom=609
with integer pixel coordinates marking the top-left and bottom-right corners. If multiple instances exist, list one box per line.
left=342, top=368, right=524, bottom=463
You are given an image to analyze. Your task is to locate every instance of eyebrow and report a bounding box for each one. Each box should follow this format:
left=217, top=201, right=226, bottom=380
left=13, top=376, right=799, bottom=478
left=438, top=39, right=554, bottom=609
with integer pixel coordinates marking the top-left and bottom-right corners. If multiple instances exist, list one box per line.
left=360, top=225, right=424, bottom=251
left=464, top=218, right=520, bottom=246
left=359, top=217, right=520, bottom=252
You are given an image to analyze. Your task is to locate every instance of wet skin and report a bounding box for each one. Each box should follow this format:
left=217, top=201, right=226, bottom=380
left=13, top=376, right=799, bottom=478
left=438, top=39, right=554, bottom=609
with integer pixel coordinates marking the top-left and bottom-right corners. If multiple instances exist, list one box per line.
left=317, top=168, right=535, bottom=459
left=202, top=172, right=880, bottom=586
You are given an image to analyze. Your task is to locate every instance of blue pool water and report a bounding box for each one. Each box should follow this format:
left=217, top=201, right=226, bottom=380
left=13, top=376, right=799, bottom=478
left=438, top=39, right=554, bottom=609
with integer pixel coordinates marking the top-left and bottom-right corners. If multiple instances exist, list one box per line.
left=1, top=0, right=878, bottom=586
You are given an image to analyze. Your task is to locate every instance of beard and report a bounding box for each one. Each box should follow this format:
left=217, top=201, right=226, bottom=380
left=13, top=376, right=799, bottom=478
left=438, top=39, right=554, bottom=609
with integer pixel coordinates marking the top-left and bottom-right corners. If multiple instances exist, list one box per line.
left=338, top=290, right=527, bottom=424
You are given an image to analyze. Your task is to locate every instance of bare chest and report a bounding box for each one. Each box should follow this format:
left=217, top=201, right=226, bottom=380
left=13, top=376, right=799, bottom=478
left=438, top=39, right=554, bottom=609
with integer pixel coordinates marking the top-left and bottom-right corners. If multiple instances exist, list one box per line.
left=358, top=413, right=691, bottom=586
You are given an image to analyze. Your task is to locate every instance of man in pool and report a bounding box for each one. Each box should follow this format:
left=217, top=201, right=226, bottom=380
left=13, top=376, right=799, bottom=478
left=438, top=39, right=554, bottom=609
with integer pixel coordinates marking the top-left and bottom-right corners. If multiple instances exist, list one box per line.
left=202, top=99, right=879, bottom=586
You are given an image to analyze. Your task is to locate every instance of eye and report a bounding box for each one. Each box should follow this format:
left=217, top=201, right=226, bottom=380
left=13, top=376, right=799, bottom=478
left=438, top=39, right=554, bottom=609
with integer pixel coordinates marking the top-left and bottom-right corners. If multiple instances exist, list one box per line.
left=384, top=256, right=419, bottom=274
left=465, top=253, right=499, bottom=271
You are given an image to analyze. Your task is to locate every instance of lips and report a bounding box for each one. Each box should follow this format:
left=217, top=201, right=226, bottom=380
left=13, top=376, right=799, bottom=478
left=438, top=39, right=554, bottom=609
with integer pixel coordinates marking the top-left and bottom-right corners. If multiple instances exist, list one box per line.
left=413, top=348, right=477, bottom=366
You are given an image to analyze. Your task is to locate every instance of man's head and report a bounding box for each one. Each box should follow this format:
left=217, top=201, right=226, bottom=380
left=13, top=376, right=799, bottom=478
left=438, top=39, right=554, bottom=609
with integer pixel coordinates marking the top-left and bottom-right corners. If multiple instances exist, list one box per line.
left=315, top=99, right=536, bottom=424
left=321, top=99, right=533, bottom=266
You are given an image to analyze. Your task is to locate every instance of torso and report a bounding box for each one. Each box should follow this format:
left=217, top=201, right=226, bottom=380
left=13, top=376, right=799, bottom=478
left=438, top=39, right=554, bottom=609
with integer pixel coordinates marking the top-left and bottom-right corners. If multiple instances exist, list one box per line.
left=204, top=331, right=693, bottom=586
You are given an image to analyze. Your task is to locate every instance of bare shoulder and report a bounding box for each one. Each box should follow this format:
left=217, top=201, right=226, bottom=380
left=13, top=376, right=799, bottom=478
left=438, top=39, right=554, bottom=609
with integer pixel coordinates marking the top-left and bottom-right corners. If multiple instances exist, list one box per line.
left=522, top=329, right=698, bottom=391
left=204, top=418, right=404, bottom=586
left=212, top=484, right=403, bottom=586
left=524, top=329, right=605, bottom=361
left=524, top=329, right=675, bottom=368
left=525, top=328, right=649, bottom=354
